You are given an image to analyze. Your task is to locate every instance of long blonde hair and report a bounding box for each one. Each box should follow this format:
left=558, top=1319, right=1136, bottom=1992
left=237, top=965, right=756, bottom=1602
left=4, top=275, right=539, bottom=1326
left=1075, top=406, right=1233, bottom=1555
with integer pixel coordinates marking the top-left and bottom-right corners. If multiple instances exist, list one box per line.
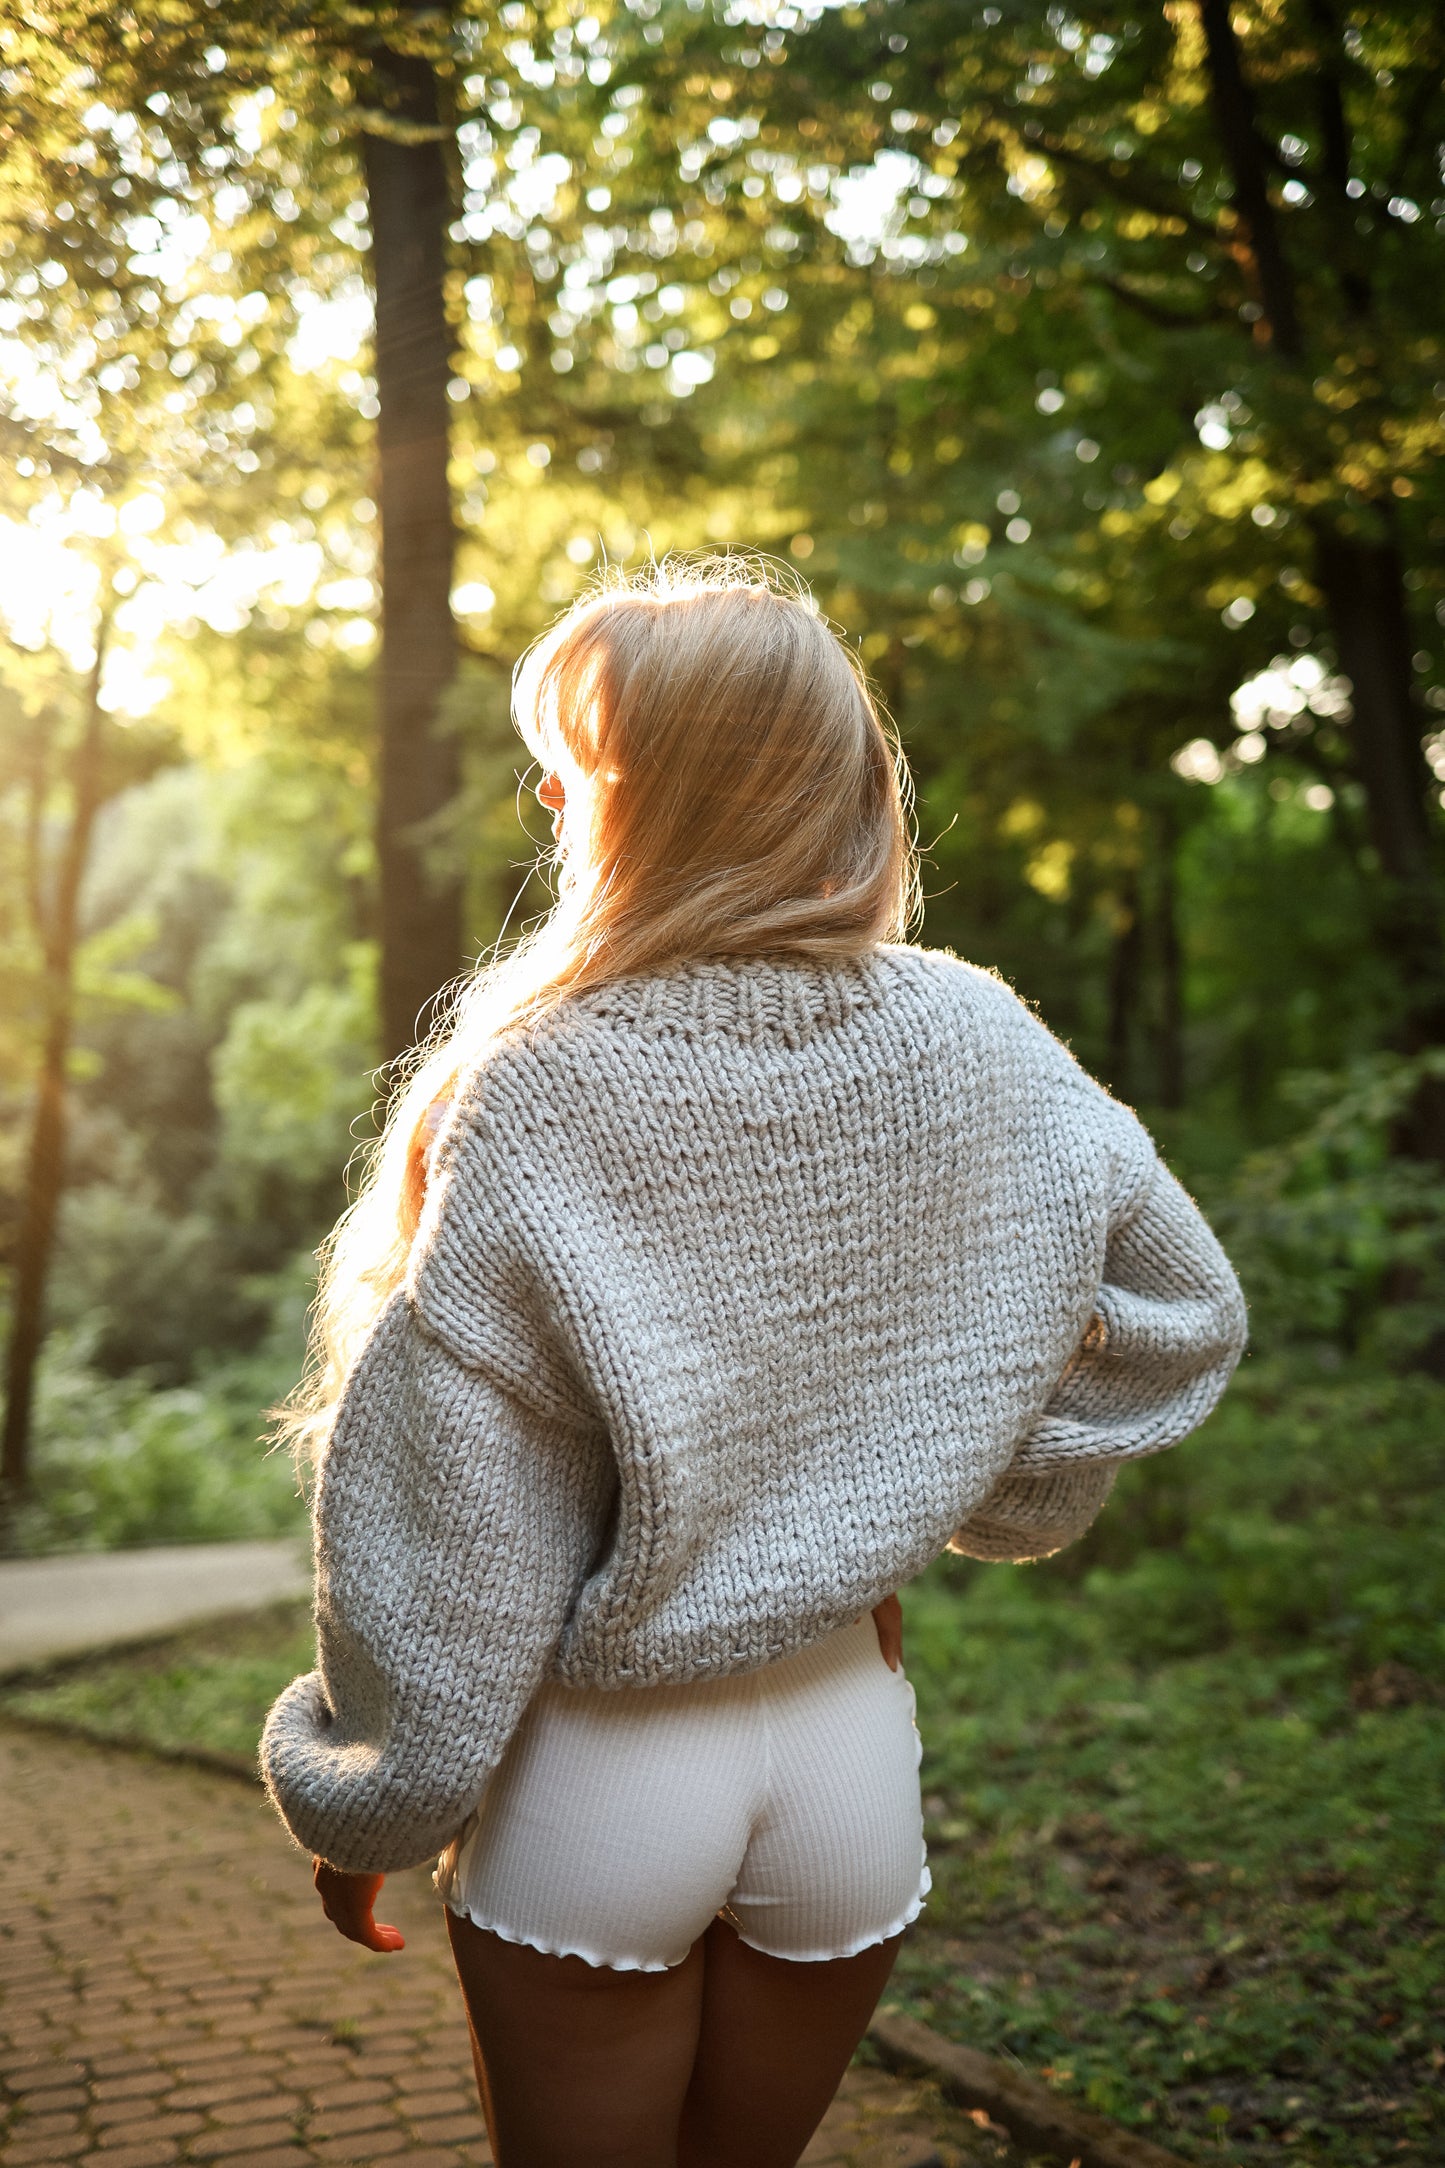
left=278, top=554, right=918, bottom=1471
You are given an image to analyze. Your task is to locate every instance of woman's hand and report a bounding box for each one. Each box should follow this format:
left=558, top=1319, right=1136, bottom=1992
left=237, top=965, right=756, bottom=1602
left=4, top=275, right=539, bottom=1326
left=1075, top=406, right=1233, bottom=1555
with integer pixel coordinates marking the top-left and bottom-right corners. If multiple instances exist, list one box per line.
left=871, top=1592, right=903, bottom=1672
left=312, top=1860, right=405, bottom=1953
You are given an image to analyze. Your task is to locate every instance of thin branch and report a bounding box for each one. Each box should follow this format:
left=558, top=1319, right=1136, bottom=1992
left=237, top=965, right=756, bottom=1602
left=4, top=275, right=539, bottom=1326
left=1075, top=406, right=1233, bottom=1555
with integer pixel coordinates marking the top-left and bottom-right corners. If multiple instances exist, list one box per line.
left=1091, top=273, right=1225, bottom=332
left=1028, top=131, right=1224, bottom=249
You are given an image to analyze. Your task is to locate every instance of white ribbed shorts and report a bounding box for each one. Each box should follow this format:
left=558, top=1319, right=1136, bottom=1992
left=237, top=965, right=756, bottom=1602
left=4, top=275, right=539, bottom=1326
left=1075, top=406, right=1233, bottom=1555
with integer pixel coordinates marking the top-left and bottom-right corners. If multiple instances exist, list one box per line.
left=435, top=1612, right=930, bottom=1973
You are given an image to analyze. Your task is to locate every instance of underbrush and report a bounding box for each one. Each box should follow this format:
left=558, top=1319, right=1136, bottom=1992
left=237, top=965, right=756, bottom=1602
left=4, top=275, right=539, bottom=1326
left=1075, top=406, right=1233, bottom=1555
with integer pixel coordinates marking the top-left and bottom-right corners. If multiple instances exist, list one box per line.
left=0, top=1325, right=306, bottom=1557
left=897, top=1353, right=1445, bottom=2167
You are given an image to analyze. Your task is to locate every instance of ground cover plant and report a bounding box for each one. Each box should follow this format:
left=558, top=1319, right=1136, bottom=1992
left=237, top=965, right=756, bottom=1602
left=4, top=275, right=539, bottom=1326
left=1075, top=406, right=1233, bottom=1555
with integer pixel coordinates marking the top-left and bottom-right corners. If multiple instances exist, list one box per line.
left=898, top=1356, right=1445, bottom=2168
left=0, top=1599, right=314, bottom=1769
left=1, top=1328, right=307, bottom=1557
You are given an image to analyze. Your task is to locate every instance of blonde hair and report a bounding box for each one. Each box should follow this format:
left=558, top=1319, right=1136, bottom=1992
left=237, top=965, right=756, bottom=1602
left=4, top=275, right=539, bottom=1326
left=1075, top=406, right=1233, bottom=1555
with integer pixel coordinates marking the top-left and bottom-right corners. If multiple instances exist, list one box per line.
left=278, top=554, right=918, bottom=1471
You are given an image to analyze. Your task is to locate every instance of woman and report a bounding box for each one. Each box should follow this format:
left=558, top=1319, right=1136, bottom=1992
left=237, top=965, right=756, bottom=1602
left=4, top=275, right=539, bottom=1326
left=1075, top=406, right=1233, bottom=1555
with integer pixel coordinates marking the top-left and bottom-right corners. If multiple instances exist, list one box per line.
left=262, top=557, right=1246, bottom=2168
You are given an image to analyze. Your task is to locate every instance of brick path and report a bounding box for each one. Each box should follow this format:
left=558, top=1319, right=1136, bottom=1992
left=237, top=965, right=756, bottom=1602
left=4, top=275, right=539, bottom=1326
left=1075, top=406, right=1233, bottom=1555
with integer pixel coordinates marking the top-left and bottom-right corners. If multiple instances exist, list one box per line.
left=0, top=1723, right=994, bottom=2168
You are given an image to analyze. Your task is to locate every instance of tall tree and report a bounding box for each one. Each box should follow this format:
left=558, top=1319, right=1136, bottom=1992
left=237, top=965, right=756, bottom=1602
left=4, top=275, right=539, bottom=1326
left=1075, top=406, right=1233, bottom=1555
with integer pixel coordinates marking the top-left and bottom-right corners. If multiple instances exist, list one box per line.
left=360, top=10, right=464, bottom=1060
left=1, top=614, right=119, bottom=1507
left=668, top=0, right=1445, bottom=1109
left=1192, top=0, right=1445, bottom=1082
left=0, top=3, right=472, bottom=1066
left=4, top=0, right=1437, bottom=1142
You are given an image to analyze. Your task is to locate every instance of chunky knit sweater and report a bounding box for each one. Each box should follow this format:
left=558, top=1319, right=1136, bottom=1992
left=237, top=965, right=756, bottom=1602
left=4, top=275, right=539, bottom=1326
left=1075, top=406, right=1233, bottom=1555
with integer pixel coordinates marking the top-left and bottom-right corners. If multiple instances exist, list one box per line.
left=261, top=946, right=1246, bottom=1873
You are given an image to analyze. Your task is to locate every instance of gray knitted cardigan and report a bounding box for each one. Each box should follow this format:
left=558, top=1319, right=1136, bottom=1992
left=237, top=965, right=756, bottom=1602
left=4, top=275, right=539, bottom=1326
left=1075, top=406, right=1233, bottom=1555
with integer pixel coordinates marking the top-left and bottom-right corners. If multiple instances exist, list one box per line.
left=261, top=945, right=1246, bottom=1873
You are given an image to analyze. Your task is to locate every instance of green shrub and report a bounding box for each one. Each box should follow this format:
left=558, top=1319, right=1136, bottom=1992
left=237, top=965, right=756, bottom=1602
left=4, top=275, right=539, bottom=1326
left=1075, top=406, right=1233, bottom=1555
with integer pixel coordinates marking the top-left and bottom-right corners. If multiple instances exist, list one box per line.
left=1206, top=1049, right=1445, bottom=1359
left=3, top=1321, right=306, bottom=1557
left=51, top=1186, right=271, bottom=1382
left=1051, top=1358, right=1445, bottom=1679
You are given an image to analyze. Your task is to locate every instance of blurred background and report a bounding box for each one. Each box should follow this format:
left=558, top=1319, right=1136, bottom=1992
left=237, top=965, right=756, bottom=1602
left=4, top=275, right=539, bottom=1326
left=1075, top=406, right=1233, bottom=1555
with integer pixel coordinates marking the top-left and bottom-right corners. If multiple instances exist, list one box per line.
left=0, top=5, right=1440, bottom=2159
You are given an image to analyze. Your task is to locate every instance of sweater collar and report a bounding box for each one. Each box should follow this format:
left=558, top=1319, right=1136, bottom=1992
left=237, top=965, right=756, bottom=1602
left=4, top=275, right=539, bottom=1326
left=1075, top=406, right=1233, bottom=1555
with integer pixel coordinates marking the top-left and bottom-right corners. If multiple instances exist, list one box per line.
left=559, top=950, right=886, bottom=1045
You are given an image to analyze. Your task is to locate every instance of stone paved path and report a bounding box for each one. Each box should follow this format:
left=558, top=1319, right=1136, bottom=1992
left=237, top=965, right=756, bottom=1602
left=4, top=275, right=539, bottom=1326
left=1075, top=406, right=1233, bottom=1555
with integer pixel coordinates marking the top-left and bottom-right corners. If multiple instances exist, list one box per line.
left=0, top=1723, right=997, bottom=2168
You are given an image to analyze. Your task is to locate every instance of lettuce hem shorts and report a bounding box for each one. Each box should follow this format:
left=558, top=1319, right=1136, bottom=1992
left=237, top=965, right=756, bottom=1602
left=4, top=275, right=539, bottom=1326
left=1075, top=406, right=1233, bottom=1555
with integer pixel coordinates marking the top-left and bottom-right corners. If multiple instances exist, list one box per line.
left=434, top=1611, right=931, bottom=1973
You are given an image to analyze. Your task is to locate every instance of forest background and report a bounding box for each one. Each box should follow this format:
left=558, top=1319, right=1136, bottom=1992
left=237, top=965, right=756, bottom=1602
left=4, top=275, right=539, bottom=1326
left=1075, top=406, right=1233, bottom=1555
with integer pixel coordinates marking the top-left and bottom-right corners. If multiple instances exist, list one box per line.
left=0, top=2, right=1442, bottom=2163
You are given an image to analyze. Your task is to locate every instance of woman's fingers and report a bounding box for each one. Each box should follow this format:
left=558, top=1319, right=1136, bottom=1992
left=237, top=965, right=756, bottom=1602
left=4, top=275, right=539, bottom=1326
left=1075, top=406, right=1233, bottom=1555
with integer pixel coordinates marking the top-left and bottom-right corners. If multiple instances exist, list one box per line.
left=313, top=1861, right=406, bottom=1952
left=323, top=1874, right=405, bottom=1952
left=358, top=1915, right=406, bottom=1953
left=343, top=1902, right=405, bottom=1954
left=871, top=1592, right=903, bottom=1672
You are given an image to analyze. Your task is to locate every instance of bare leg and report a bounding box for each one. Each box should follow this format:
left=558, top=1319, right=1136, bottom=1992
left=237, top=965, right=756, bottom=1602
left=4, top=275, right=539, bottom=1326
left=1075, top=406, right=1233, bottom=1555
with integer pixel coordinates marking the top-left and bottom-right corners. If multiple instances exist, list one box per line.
left=447, top=1906, right=900, bottom=2168
left=445, top=1906, right=705, bottom=2168
left=460, top=1998, right=499, bottom=2161
left=678, top=1917, right=902, bottom=2168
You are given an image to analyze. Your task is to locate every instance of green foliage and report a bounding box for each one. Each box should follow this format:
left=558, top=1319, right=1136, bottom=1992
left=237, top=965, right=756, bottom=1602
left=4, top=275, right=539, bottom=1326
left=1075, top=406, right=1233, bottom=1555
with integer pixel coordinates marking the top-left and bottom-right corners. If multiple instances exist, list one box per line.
left=15, top=740, right=379, bottom=1385
left=211, top=949, right=377, bottom=1210
left=1, top=1318, right=306, bottom=1557
left=1066, top=1355, right=1445, bottom=1673
left=49, top=1191, right=271, bottom=1380
left=4, top=0, right=1441, bottom=1201
left=896, top=1361, right=1445, bottom=2162
left=1209, top=1051, right=1445, bottom=1356
left=1169, top=775, right=1398, bottom=1146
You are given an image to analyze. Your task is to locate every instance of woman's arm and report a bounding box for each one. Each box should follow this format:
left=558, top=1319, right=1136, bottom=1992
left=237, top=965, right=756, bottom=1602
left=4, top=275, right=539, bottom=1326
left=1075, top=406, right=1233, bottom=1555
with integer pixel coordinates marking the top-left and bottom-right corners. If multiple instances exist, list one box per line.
left=263, top=1081, right=617, bottom=1878
left=948, top=1462, right=1119, bottom=1564
left=951, top=1141, right=1247, bottom=1564
left=261, top=1300, right=613, bottom=1877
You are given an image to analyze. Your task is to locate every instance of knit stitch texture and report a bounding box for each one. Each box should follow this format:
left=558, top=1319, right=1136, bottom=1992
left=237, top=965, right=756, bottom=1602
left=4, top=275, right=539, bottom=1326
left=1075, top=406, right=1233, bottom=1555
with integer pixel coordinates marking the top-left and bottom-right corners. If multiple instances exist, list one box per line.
left=261, top=945, right=1247, bottom=1872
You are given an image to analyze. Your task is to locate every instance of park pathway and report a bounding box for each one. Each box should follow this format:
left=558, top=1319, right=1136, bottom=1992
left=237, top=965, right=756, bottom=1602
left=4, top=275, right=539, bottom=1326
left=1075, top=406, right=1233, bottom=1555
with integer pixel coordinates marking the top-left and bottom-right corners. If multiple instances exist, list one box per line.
left=0, top=1722, right=992, bottom=2168
left=0, top=1544, right=311, bottom=1677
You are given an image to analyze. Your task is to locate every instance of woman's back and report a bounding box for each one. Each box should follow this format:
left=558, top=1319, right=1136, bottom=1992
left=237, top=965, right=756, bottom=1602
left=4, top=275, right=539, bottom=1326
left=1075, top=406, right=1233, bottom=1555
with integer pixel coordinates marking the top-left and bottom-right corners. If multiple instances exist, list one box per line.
left=265, top=942, right=1244, bottom=1874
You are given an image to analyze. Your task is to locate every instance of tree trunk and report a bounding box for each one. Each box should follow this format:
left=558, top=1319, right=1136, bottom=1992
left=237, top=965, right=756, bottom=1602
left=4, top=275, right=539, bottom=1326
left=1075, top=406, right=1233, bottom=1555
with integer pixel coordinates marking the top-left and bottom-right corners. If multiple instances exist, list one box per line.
left=1311, top=522, right=1445, bottom=1157
left=1155, top=810, right=1185, bottom=1111
left=363, top=18, right=462, bottom=1064
left=1, top=627, right=111, bottom=1516
left=1196, top=0, right=1445, bottom=1148
left=1106, top=873, right=1143, bottom=1102
left=1311, top=524, right=1445, bottom=1046
left=1195, top=0, right=1302, bottom=357
left=1310, top=524, right=1440, bottom=905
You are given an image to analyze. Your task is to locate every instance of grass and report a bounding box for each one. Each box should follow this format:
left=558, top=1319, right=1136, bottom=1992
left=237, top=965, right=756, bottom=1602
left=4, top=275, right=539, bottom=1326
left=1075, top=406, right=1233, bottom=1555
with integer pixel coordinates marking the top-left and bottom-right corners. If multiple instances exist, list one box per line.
left=0, top=1600, right=315, bottom=1768
left=887, top=1348, right=1445, bottom=2165
left=3, top=1354, right=1441, bottom=2167
left=899, top=1561, right=1442, bottom=2166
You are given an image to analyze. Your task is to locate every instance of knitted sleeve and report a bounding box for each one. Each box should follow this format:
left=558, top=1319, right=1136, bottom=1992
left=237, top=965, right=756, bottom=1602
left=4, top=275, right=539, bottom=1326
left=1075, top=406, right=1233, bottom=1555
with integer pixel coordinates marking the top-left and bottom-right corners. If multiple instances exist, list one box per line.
left=948, top=1463, right=1120, bottom=1565
left=259, top=1105, right=613, bottom=1875
left=950, top=1119, right=1247, bottom=1566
